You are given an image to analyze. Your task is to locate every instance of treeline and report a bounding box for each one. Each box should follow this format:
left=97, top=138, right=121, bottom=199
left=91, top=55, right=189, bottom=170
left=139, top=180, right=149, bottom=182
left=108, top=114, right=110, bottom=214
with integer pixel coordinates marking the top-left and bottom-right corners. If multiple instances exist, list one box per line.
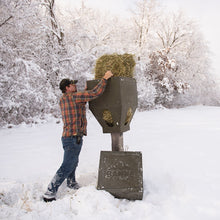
left=0, top=0, right=219, bottom=127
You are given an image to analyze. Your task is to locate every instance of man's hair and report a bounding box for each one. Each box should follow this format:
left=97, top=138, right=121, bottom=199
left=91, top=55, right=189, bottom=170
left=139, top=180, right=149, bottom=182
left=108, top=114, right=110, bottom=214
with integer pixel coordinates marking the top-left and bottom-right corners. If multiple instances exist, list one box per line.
left=59, top=79, right=78, bottom=93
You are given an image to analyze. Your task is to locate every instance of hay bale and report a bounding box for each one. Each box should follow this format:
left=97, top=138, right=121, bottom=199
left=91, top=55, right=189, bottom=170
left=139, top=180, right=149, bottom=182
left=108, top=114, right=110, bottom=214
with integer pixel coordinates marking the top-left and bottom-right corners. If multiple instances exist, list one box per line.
left=95, top=53, right=135, bottom=79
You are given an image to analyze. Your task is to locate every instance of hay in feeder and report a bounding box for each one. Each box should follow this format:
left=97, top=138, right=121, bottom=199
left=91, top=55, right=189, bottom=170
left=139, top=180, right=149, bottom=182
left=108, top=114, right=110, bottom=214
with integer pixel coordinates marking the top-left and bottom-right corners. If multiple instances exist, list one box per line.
left=125, top=108, right=133, bottom=125
left=103, top=110, right=114, bottom=127
left=95, top=53, right=135, bottom=79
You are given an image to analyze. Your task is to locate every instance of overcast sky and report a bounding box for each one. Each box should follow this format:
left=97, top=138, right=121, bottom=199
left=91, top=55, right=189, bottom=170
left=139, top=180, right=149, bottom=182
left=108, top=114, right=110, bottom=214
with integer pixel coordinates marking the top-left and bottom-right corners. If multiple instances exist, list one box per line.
left=61, top=0, right=220, bottom=76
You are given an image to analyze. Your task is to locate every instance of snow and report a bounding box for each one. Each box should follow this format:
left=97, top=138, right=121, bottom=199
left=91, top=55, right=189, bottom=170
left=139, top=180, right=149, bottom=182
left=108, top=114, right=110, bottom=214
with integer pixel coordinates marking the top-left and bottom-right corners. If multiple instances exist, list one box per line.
left=1, top=106, right=220, bottom=220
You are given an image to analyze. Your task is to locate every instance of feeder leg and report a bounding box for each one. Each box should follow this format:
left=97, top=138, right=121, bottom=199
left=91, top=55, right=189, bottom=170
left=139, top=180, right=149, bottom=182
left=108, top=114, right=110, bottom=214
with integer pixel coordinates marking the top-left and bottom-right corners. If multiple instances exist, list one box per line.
left=111, top=133, right=124, bottom=151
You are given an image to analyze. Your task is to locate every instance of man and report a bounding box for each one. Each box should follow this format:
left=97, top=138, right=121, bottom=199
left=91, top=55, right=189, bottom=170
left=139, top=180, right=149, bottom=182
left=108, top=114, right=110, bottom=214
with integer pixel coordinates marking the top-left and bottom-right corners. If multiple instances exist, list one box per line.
left=43, top=70, right=113, bottom=202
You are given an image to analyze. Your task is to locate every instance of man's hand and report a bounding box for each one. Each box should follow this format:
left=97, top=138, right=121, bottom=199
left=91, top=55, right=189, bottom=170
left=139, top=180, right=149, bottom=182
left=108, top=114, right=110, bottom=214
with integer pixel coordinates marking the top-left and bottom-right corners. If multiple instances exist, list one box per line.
left=103, top=71, right=113, bottom=80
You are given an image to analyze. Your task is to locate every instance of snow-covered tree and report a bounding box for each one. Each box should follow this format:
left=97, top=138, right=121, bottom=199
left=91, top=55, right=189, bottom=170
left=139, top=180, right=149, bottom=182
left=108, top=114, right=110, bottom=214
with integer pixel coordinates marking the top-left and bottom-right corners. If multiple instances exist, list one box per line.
left=131, top=0, right=159, bottom=60
left=56, top=2, right=135, bottom=88
left=136, top=9, right=218, bottom=108
left=144, top=49, right=189, bottom=107
left=0, top=0, right=219, bottom=126
left=0, top=57, right=58, bottom=126
left=0, top=0, right=68, bottom=126
left=135, top=62, right=157, bottom=109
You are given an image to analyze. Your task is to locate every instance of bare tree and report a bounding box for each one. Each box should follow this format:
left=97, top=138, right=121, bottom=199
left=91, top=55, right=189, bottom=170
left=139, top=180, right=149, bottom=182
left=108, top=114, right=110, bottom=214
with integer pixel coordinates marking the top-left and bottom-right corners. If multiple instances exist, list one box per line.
left=42, top=0, right=64, bottom=45
left=156, top=11, right=194, bottom=54
left=131, top=0, right=159, bottom=60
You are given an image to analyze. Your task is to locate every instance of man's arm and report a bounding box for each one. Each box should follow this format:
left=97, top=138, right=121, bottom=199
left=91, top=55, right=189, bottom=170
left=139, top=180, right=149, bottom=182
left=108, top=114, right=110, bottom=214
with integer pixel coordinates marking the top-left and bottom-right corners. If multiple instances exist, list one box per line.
left=74, top=71, right=113, bottom=103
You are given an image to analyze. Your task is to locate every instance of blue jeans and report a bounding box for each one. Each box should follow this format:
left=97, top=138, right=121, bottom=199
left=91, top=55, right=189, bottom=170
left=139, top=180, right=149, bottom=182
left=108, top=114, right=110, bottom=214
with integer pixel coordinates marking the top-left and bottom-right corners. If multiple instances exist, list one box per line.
left=47, top=136, right=83, bottom=194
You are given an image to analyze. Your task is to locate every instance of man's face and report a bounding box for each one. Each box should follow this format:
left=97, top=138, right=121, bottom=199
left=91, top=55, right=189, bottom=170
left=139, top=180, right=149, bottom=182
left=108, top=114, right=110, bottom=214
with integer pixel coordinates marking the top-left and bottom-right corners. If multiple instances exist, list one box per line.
left=66, top=84, right=77, bottom=93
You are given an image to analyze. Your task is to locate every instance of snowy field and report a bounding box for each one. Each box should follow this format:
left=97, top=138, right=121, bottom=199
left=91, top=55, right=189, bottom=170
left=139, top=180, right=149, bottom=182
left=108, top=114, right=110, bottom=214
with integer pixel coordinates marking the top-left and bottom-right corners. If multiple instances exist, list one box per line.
left=1, top=106, right=220, bottom=220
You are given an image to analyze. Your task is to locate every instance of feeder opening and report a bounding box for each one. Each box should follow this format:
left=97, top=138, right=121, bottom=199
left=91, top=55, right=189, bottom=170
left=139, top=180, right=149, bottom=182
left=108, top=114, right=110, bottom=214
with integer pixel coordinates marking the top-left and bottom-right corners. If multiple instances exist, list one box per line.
left=103, top=110, right=114, bottom=127
left=125, top=108, right=133, bottom=125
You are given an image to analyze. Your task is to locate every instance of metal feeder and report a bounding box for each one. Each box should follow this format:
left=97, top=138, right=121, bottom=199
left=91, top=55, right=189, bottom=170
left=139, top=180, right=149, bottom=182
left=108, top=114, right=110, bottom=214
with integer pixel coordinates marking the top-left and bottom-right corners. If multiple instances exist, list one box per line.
left=87, top=76, right=143, bottom=200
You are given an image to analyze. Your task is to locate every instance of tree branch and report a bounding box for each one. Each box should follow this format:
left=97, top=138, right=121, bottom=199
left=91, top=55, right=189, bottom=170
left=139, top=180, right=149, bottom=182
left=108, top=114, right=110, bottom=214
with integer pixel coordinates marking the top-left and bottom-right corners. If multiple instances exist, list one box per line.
left=0, top=16, right=13, bottom=28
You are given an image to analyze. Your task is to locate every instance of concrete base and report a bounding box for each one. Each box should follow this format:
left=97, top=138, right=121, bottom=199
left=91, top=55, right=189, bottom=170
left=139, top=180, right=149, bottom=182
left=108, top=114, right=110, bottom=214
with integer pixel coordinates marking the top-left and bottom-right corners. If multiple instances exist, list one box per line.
left=97, top=151, right=143, bottom=200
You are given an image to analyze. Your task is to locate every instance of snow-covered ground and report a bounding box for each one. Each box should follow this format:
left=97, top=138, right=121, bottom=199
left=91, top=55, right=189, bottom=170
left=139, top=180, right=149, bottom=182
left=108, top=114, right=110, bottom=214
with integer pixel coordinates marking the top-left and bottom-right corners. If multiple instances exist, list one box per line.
left=1, top=106, right=220, bottom=220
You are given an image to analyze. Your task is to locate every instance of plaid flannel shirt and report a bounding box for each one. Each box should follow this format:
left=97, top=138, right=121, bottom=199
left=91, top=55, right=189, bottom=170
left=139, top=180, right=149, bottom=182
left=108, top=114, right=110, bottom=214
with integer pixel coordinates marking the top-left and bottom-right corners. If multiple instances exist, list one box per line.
left=60, top=78, right=107, bottom=137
